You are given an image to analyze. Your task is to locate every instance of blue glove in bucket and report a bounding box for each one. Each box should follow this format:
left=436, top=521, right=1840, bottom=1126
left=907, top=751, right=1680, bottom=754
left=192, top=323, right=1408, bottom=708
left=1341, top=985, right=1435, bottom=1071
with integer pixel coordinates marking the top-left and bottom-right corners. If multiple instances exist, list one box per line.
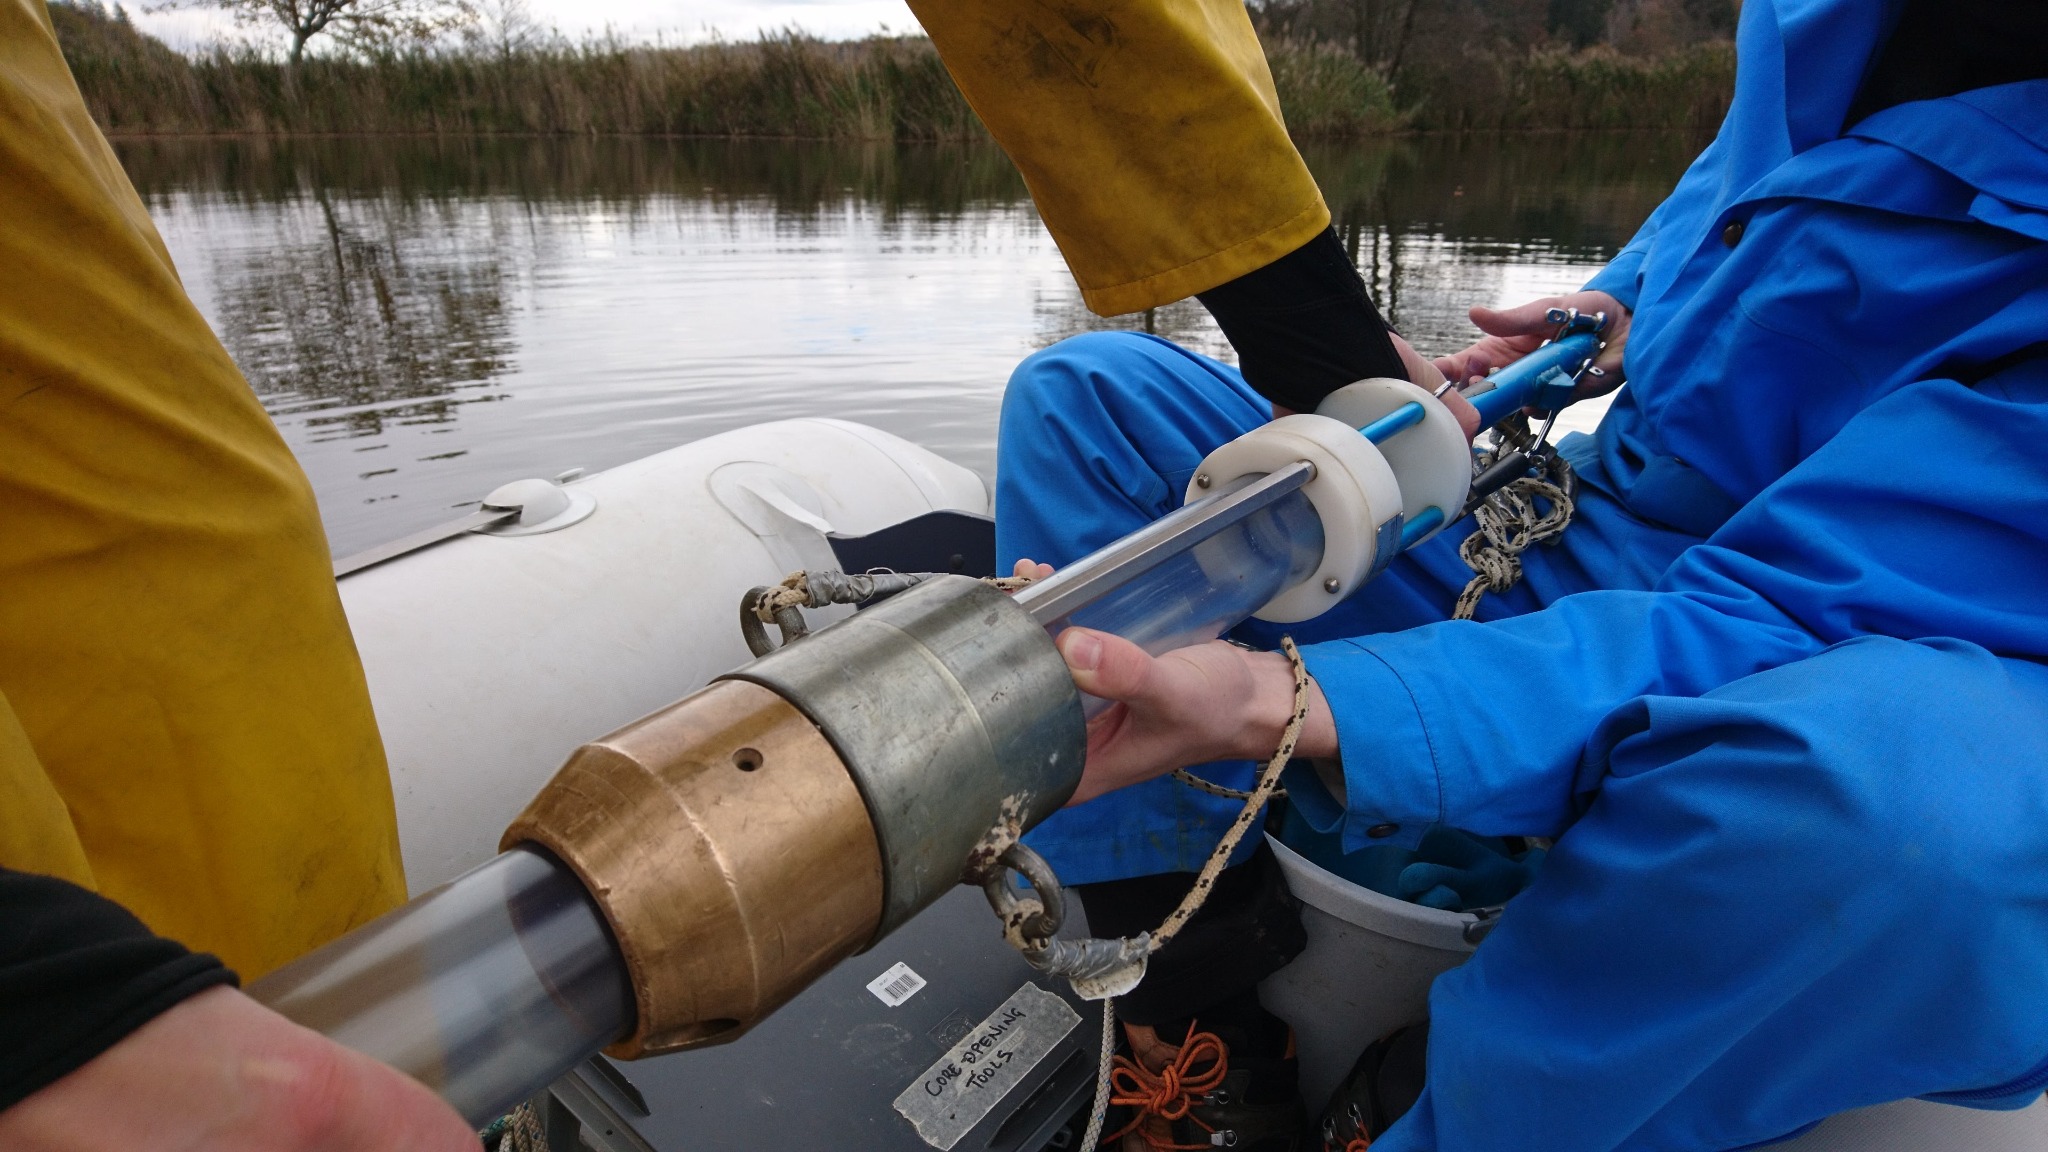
left=1278, top=804, right=1545, bottom=912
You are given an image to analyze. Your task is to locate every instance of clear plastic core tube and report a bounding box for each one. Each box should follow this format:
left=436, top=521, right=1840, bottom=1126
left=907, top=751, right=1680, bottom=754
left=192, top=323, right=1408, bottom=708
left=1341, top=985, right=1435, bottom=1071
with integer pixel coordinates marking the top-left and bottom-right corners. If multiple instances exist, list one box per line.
left=1014, top=470, right=1326, bottom=715
left=248, top=845, right=631, bottom=1126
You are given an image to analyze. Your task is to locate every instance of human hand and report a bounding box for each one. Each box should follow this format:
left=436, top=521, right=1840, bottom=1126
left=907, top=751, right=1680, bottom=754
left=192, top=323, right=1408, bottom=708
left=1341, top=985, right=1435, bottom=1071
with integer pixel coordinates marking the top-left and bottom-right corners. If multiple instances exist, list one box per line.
left=0, top=985, right=479, bottom=1152
left=1432, top=290, right=1631, bottom=402
left=1012, top=558, right=1055, bottom=582
left=1392, top=334, right=1481, bottom=440
left=1054, top=628, right=1338, bottom=806
left=1269, top=335, right=1481, bottom=439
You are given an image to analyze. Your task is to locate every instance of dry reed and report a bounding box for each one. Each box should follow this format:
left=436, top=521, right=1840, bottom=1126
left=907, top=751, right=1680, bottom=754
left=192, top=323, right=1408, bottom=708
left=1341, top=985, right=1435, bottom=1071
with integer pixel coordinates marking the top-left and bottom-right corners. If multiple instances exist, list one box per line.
left=49, top=1, right=1732, bottom=139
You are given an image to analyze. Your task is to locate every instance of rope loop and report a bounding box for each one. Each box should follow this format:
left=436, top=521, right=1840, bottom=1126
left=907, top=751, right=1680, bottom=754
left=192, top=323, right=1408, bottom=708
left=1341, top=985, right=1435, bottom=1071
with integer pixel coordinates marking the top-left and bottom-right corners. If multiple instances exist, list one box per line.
left=1103, top=1026, right=1232, bottom=1150
left=1454, top=414, right=1577, bottom=621
left=740, top=569, right=1037, bottom=657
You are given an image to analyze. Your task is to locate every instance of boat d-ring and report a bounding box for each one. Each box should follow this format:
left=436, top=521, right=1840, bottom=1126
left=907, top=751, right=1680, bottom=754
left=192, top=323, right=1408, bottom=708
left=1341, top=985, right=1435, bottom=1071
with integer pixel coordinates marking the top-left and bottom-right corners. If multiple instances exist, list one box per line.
left=980, top=841, right=1066, bottom=946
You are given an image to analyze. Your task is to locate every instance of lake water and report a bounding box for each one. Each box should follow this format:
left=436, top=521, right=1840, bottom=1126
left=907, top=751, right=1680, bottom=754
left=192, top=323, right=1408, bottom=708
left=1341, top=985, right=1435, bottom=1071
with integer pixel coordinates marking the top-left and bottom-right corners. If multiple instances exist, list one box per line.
left=114, top=134, right=1707, bottom=557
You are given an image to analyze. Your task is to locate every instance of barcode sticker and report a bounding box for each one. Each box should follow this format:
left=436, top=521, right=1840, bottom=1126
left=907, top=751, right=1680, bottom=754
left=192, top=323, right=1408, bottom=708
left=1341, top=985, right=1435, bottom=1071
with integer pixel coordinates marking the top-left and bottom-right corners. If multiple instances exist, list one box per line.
left=867, top=961, right=927, bottom=1007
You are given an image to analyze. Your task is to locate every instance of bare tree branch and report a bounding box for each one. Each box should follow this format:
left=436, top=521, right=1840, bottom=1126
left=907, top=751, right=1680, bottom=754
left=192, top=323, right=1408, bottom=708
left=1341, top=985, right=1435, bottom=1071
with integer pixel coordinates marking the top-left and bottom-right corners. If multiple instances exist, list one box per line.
left=156, top=0, right=475, bottom=64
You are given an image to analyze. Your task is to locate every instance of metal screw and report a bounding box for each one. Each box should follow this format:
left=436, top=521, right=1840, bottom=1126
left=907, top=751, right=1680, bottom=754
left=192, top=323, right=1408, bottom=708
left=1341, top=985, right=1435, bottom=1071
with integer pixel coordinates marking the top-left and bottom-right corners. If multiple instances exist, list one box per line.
left=1324, top=577, right=1341, bottom=593
left=1194, top=473, right=1211, bottom=489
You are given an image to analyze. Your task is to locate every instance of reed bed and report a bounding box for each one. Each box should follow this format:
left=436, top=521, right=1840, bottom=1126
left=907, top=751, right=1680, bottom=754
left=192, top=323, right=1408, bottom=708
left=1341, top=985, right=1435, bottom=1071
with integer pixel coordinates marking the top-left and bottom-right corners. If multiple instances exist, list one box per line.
left=50, top=2, right=1732, bottom=139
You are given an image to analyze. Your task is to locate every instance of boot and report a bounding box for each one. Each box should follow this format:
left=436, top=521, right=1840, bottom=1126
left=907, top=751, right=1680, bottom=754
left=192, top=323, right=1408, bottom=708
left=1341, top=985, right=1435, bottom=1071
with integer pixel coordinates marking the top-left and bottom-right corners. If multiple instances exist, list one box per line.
left=1316, top=1021, right=1428, bottom=1151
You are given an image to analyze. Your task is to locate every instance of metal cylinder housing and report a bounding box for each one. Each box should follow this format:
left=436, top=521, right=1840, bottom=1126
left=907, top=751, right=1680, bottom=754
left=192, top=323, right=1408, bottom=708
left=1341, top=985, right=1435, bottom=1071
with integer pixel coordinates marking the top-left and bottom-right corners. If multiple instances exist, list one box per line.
left=503, top=679, right=884, bottom=1057
left=727, top=575, right=1086, bottom=936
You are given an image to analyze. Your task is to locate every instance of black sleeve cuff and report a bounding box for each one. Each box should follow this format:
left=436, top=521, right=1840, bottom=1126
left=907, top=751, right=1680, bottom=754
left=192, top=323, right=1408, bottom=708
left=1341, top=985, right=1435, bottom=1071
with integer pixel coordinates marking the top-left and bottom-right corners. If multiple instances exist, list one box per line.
left=1195, top=226, right=1408, bottom=412
left=0, top=868, right=237, bottom=1111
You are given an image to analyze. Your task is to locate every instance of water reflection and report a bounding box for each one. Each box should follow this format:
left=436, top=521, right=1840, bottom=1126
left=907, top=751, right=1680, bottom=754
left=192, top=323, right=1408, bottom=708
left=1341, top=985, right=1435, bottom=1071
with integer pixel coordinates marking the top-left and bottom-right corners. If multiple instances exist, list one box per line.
left=220, top=189, right=515, bottom=445
left=117, top=134, right=1702, bottom=556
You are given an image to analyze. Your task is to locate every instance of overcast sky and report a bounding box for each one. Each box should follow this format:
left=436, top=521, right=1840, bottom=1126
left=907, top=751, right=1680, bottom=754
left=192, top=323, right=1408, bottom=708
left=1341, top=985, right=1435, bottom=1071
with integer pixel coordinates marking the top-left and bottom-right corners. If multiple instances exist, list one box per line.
left=132, top=0, right=923, bottom=51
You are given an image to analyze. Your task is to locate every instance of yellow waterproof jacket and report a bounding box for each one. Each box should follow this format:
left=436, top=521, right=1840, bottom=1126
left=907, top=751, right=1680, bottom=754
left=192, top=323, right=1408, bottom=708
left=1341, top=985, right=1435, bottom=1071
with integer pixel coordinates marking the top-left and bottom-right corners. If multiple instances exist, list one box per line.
left=0, top=0, right=404, bottom=977
left=906, top=0, right=1328, bottom=315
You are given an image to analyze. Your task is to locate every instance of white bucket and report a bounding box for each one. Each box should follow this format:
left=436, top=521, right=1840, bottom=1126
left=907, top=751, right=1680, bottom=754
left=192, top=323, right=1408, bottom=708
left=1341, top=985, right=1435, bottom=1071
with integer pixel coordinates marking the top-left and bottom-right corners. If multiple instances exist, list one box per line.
left=1259, top=835, right=2048, bottom=1150
left=1257, top=833, right=1485, bottom=1114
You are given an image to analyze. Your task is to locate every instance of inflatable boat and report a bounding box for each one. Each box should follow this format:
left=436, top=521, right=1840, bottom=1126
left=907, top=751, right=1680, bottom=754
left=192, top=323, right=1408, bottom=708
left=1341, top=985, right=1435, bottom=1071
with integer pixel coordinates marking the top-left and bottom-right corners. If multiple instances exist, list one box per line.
left=328, top=414, right=2048, bottom=1151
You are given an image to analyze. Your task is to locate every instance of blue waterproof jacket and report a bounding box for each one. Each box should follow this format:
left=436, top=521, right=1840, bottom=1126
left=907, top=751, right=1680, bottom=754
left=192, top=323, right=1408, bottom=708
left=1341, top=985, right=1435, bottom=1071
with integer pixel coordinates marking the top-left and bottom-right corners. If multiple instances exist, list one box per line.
left=1288, top=0, right=2048, bottom=854
left=994, top=2, right=2048, bottom=1145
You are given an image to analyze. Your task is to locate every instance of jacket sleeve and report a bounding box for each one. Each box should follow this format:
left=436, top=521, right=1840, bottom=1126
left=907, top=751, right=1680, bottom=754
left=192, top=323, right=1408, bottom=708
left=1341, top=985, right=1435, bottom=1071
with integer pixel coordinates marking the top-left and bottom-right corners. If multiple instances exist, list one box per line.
left=1580, top=211, right=1661, bottom=311
left=1287, top=359, right=2048, bottom=849
left=0, top=868, right=235, bottom=1111
left=0, top=0, right=405, bottom=977
left=905, top=0, right=1329, bottom=315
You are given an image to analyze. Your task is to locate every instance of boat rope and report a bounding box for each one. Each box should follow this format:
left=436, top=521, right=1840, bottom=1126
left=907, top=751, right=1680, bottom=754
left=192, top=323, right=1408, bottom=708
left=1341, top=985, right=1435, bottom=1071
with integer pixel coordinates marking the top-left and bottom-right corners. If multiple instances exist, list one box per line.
left=740, top=569, right=1036, bottom=657
left=1167, top=766, right=1276, bottom=801
left=1101, top=1025, right=1232, bottom=1149
left=976, top=637, right=1310, bottom=1151
left=1454, top=413, right=1577, bottom=621
left=492, top=1101, right=550, bottom=1152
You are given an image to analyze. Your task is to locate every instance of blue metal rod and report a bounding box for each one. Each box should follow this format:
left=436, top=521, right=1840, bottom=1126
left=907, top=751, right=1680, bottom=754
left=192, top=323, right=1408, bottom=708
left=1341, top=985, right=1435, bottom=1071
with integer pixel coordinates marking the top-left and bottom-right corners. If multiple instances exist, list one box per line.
left=1360, top=401, right=1426, bottom=444
left=1467, top=332, right=1601, bottom=428
left=1396, top=506, right=1445, bottom=552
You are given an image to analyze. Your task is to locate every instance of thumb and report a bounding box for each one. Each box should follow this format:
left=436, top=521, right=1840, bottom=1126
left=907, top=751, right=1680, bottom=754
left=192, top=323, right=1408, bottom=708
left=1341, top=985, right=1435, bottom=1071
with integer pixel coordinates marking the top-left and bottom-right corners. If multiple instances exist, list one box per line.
left=327, top=1051, right=482, bottom=1152
left=1056, top=628, right=1155, bottom=704
left=1468, top=298, right=1557, bottom=339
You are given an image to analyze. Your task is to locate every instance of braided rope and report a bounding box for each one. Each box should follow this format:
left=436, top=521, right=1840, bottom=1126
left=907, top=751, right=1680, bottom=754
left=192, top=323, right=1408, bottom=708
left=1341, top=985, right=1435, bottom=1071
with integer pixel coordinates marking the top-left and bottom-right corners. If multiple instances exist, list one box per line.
left=1169, top=767, right=1285, bottom=801
left=498, top=1102, right=550, bottom=1152
left=1454, top=417, right=1577, bottom=621
left=1148, top=636, right=1307, bottom=951
left=1071, top=637, right=1309, bottom=1149
left=1079, top=997, right=1118, bottom=1152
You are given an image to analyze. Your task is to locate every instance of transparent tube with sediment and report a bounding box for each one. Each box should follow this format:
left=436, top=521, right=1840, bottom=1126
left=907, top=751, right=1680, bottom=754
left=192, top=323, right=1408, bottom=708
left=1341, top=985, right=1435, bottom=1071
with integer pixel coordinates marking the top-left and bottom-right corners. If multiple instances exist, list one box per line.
left=1011, top=463, right=1325, bottom=716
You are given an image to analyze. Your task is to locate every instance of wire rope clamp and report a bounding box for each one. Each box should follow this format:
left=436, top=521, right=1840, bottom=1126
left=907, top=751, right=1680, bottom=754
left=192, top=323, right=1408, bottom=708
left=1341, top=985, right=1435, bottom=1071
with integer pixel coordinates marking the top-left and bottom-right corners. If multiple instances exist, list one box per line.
left=1190, top=415, right=1405, bottom=623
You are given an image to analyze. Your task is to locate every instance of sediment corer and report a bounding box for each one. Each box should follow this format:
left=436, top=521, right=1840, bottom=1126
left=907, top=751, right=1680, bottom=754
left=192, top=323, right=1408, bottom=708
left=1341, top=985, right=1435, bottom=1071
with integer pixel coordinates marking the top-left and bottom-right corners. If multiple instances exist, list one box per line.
left=245, top=315, right=1601, bottom=1126
left=249, top=575, right=1085, bottom=1126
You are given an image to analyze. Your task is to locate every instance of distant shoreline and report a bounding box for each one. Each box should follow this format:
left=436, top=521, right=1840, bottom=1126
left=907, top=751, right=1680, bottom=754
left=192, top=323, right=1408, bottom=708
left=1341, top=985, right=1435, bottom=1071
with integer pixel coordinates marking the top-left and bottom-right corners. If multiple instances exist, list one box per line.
left=54, top=6, right=1734, bottom=141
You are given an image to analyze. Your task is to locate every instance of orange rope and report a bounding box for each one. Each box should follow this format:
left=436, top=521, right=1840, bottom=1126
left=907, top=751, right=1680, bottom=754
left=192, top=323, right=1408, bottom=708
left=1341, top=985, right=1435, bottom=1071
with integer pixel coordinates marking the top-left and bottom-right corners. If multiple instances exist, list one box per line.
left=1100, top=1026, right=1230, bottom=1151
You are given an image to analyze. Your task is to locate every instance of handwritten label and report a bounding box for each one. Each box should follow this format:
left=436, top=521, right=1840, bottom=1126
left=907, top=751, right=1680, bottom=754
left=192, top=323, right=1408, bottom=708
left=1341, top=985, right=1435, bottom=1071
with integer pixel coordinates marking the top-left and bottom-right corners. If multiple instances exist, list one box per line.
left=866, top=961, right=927, bottom=1007
left=893, top=983, right=1080, bottom=1149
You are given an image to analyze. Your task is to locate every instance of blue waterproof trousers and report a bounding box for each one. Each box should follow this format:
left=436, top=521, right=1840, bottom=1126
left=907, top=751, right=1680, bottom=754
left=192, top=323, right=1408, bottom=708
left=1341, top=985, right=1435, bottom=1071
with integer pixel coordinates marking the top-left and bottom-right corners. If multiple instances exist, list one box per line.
left=996, top=332, right=2048, bottom=1150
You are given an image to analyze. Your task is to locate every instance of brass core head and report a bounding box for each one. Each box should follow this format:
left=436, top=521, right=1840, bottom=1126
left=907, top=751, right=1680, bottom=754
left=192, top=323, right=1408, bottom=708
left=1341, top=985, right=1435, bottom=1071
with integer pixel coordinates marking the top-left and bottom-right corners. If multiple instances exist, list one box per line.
left=503, top=679, right=883, bottom=1058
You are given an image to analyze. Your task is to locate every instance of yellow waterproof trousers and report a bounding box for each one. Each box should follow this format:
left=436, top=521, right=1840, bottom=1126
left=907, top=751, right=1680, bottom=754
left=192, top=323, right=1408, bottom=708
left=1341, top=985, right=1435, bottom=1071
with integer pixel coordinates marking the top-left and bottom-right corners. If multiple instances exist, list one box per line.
left=0, top=0, right=404, bottom=977
left=906, top=0, right=1328, bottom=315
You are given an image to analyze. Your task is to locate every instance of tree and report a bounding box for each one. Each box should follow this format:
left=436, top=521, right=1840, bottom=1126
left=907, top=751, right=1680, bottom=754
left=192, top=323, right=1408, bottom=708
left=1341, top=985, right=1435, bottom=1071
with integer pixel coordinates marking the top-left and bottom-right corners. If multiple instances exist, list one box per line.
left=171, top=0, right=476, bottom=64
left=461, top=0, right=547, bottom=61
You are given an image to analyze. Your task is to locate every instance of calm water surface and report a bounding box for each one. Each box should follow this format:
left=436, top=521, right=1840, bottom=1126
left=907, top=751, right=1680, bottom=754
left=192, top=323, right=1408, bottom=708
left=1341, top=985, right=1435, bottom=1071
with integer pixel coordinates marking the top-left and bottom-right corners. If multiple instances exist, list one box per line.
left=116, top=135, right=1705, bottom=556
